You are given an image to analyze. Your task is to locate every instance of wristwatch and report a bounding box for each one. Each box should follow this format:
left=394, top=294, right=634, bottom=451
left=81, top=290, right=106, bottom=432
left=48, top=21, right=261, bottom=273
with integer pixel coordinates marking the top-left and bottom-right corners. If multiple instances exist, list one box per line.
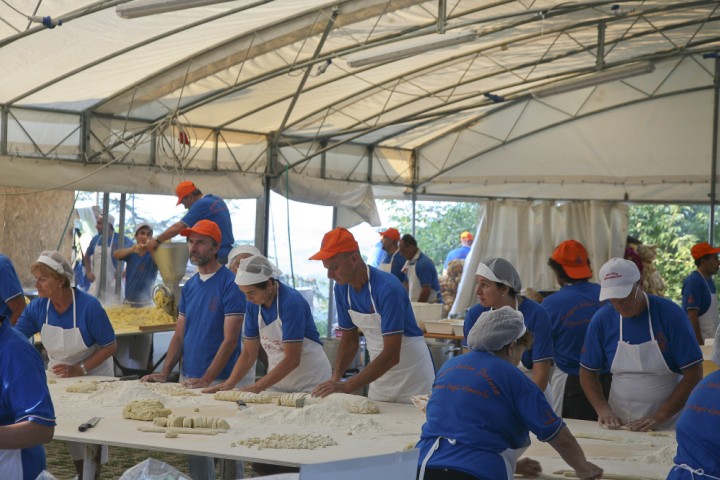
left=80, top=363, right=88, bottom=376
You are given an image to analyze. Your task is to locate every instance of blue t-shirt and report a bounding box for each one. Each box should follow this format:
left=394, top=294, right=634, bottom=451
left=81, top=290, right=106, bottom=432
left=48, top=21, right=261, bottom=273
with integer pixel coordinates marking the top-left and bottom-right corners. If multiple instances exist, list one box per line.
left=410, top=252, right=443, bottom=304
left=181, top=194, right=234, bottom=260
left=667, top=370, right=720, bottom=479
left=123, top=250, right=159, bottom=305
left=0, top=255, right=24, bottom=322
left=244, top=281, right=323, bottom=345
left=580, top=295, right=703, bottom=374
left=15, top=289, right=116, bottom=349
left=378, top=251, right=406, bottom=284
left=0, top=321, right=56, bottom=480
left=335, top=266, right=423, bottom=337
left=542, top=282, right=603, bottom=376
left=178, top=267, right=244, bottom=379
left=464, top=298, right=554, bottom=370
left=86, top=232, right=133, bottom=269
left=417, top=350, right=564, bottom=479
left=444, top=245, right=471, bottom=269
left=681, top=270, right=716, bottom=316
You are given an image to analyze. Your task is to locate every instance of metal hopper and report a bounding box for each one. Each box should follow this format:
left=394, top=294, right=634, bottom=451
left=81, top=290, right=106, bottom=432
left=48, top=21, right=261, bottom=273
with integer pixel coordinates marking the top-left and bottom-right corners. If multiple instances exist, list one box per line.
left=151, top=243, right=189, bottom=316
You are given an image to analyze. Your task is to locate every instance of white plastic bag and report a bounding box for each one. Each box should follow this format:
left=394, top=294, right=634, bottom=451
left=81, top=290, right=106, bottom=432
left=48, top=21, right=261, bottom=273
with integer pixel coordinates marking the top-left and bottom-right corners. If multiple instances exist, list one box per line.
left=34, top=470, right=59, bottom=480
left=119, top=458, right=190, bottom=480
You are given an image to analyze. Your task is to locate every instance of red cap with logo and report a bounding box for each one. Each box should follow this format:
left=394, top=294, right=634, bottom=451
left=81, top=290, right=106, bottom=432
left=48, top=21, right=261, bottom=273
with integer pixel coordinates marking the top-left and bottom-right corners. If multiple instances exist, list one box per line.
left=551, top=240, right=592, bottom=279
left=379, top=228, right=400, bottom=242
left=180, top=219, right=221, bottom=244
left=175, top=181, right=197, bottom=206
left=309, top=227, right=360, bottom=260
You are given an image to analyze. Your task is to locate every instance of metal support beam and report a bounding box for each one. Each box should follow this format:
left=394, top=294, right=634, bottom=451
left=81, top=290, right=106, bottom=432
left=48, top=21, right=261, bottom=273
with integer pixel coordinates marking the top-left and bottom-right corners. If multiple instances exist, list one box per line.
left=438, top=0, right=447, bottom=34
left=115, top=194, right=127, bottom=300
left=710, top=55, right=720, bottom=242
left=1, top=106, right=7, bottom=155
left=597, top=20, right=606, bottom=69
left=99, top=194, right=111, bottom=303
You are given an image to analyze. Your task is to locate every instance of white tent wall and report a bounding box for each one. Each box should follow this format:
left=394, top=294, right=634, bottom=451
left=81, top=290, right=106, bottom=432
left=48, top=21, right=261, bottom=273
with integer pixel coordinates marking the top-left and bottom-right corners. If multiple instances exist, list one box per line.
left=450, top=199, right=628, bottom=317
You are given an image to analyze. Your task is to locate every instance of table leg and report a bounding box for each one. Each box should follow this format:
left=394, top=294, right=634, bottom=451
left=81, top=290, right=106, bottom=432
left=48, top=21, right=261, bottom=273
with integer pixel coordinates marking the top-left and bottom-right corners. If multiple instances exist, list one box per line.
left=83, top=443, right=101, bottom=479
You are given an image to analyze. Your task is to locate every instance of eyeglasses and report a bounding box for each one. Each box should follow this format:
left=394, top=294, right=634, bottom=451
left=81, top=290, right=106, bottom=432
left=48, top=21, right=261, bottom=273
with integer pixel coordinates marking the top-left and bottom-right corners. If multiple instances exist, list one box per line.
left=610, top=284, right=640, bottom=307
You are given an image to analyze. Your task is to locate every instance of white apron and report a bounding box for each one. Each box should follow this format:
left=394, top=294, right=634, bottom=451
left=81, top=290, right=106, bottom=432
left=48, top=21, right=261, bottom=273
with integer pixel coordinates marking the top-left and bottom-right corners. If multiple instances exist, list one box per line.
left=0, top=450, right=22, bottom=479
left=550, top=367, right=569, bottom=415
left=259, top=287, right=331, bottom=393
left=418, top=437, right=528, bottom=480
left=404, top=253, right=438, bottom=304
left=88, top=234, right=116, bottom=298
left=348, top=267, right=434, bottom=403
left=699, top=278, right=719, bottom=340
left=609, top=292, right=681, bottom=427
left=42, top=289, right=115, bottom=377
left=378, top=251, right=397, bottom=274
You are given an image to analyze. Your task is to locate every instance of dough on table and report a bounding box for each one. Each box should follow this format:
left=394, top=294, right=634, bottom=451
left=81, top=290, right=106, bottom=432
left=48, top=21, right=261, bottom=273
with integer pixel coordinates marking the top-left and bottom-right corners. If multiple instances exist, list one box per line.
left=122, top=399, right=172, bottom=421
left=214, top=391, right=272, bottom=403
left=304, top=393, right=380, bottom=414
left=66, top=381, right=98, bottom=393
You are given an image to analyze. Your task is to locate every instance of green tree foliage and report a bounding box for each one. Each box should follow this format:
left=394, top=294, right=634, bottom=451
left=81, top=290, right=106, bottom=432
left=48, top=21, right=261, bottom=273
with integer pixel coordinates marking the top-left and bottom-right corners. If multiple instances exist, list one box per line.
left=627, top=204, right=713, bottom=302
left=379, top=200, right=480, bottom=268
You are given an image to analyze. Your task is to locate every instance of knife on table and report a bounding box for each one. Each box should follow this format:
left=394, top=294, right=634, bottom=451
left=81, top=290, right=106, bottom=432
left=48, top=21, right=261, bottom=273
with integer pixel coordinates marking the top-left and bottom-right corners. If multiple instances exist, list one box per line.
left=78, top=417, right=102, bottom=432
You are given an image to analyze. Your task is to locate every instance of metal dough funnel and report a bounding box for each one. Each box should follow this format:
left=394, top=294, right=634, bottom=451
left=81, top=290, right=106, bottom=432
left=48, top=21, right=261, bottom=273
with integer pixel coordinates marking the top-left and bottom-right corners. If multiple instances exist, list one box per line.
left=151, top=242, right=189, bottom=316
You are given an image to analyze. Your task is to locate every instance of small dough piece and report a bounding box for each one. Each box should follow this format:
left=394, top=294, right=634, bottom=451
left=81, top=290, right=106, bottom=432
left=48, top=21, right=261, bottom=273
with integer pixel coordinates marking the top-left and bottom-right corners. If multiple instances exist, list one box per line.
left=48, top=379, right=57, bottom=384
left=153, top=417, right=168, bottom=427
left=171, top=416, right=185, bottom=428
left=217, top=419, right=230, bottom=431
left=66, top=381, right=98, bottom=393
left=182, top=417, right=193, bottom=428
left=122, top=400, right=172, bottom=421
left=165, top=429, right=178, bottom=438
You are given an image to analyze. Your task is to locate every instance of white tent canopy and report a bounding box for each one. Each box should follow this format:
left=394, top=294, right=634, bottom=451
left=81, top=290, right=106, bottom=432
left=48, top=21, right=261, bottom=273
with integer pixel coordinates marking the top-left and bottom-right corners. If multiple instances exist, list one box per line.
left=1, top=0, right=719, bottom=207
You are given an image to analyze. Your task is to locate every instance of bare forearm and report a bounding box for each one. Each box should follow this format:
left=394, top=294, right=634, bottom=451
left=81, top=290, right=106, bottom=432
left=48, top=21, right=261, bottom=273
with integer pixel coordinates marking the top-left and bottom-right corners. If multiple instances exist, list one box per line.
left=332, top=331, right=360, bottom=381
left=579, top=369, right=610, bottom=414
left=161, top=335, right=183, bottom=376
left=0, top=422, right=54, bottom=449
left=342, top=349, right=399, bottom=393
left=252, top=354, right=300, bottom=391
left=654, top=365, right=703, bottom=422
left=532, top=360, right=551, bottom=392
left=686, top=310, right=703, bottom=344
left=157, top=222, right=185, bottom=243
left=417, top=286, right=430, bottom=302
left=81, top=343, right=117, bottom=372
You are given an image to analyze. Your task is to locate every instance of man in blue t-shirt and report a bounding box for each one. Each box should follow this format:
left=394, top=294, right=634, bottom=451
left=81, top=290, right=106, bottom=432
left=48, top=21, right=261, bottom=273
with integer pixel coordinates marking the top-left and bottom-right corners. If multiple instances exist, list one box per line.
left=443, top=231, right=473, bottom=270
left=399, top=234, right=442, bottom=304
left=141, top=219, right=244, bottom=479
left=543, top=240, right=607, bottom=420
left=681, top=242, right=720, bottom=345
left=580, top=258, right=703, bottom=432
left=147, top=181, right=235, bottom=264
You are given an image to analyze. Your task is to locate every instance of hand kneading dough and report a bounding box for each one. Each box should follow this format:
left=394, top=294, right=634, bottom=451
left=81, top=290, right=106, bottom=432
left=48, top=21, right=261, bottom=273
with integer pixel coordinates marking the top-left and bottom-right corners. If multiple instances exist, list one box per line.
left=122, top=399, right=172, bottom=421
left=304, top=393, right=380, bottom=414
left=66, top=381, right=98, bottom=393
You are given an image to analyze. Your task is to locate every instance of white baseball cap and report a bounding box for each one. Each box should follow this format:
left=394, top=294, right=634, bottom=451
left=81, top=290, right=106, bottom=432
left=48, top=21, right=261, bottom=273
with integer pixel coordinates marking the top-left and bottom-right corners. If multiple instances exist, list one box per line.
left=598, top=257, right=641, bottom=301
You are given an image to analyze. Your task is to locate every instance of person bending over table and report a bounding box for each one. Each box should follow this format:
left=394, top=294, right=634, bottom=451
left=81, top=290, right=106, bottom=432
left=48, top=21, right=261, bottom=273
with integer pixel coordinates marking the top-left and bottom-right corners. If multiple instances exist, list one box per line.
left=666, top=325, right=720, bottom=479
left=463, top=257, right=555, bottom=406
left=580, top=258, right=703, bottom=431
left=15, top=250, right=116, bottom=479
left=205, top=254, right=330, bottom=394
left=310, top=227, right=434, bottom=404
left=141, top=220, right=244, bottom=480
left=417, top=307, right=602, bottom=480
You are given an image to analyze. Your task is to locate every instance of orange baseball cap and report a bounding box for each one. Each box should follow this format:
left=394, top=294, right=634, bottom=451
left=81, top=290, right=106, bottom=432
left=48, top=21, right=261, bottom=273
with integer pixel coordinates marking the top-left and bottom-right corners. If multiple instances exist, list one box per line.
left=175, top=181, right=197, bottom=205
left=691, top=242, right=720, bottom=260
left=461, top=231, right=474, bottom=241
left=309, top=227, right=360, bottom=260
left=379, top=228, right=400, bottom=242
left=180, top=219, right=221, bottom=244
left=551, top=240, right=592, bottom=279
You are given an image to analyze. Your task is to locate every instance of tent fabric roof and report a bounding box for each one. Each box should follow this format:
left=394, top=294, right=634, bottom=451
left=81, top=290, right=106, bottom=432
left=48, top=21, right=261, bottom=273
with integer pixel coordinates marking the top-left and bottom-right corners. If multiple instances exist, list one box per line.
left=1, top=0, right=719, bottom=202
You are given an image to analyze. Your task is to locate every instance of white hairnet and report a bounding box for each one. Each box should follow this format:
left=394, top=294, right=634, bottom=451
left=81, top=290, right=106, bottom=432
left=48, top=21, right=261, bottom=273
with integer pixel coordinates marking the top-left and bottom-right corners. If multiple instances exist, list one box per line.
left=35, top=250, right=74, bottom=284
left=228, top=244, right=262, bottom=265
left=476, top=257, right=522, bottom=292
left=467, top=306, right=526, bottom=352
left=235, top=254, right=283, bottom=286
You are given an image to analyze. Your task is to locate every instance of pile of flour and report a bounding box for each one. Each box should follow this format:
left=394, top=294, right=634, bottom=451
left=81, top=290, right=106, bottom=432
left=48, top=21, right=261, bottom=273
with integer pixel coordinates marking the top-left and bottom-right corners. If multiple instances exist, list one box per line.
left=240, top=403, right=385, bottom=434
left=85, top=382, right=196, bottom=407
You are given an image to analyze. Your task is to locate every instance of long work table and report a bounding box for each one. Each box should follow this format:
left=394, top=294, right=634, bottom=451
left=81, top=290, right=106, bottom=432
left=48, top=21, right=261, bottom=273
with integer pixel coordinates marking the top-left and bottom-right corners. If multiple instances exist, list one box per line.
left=47, top=376, right=678, bottom=480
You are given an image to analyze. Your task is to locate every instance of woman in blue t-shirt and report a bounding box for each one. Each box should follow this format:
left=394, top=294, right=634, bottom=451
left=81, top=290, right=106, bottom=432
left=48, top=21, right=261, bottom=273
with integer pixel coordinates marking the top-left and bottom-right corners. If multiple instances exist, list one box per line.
left=418, top=307, right=602, bottom=480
